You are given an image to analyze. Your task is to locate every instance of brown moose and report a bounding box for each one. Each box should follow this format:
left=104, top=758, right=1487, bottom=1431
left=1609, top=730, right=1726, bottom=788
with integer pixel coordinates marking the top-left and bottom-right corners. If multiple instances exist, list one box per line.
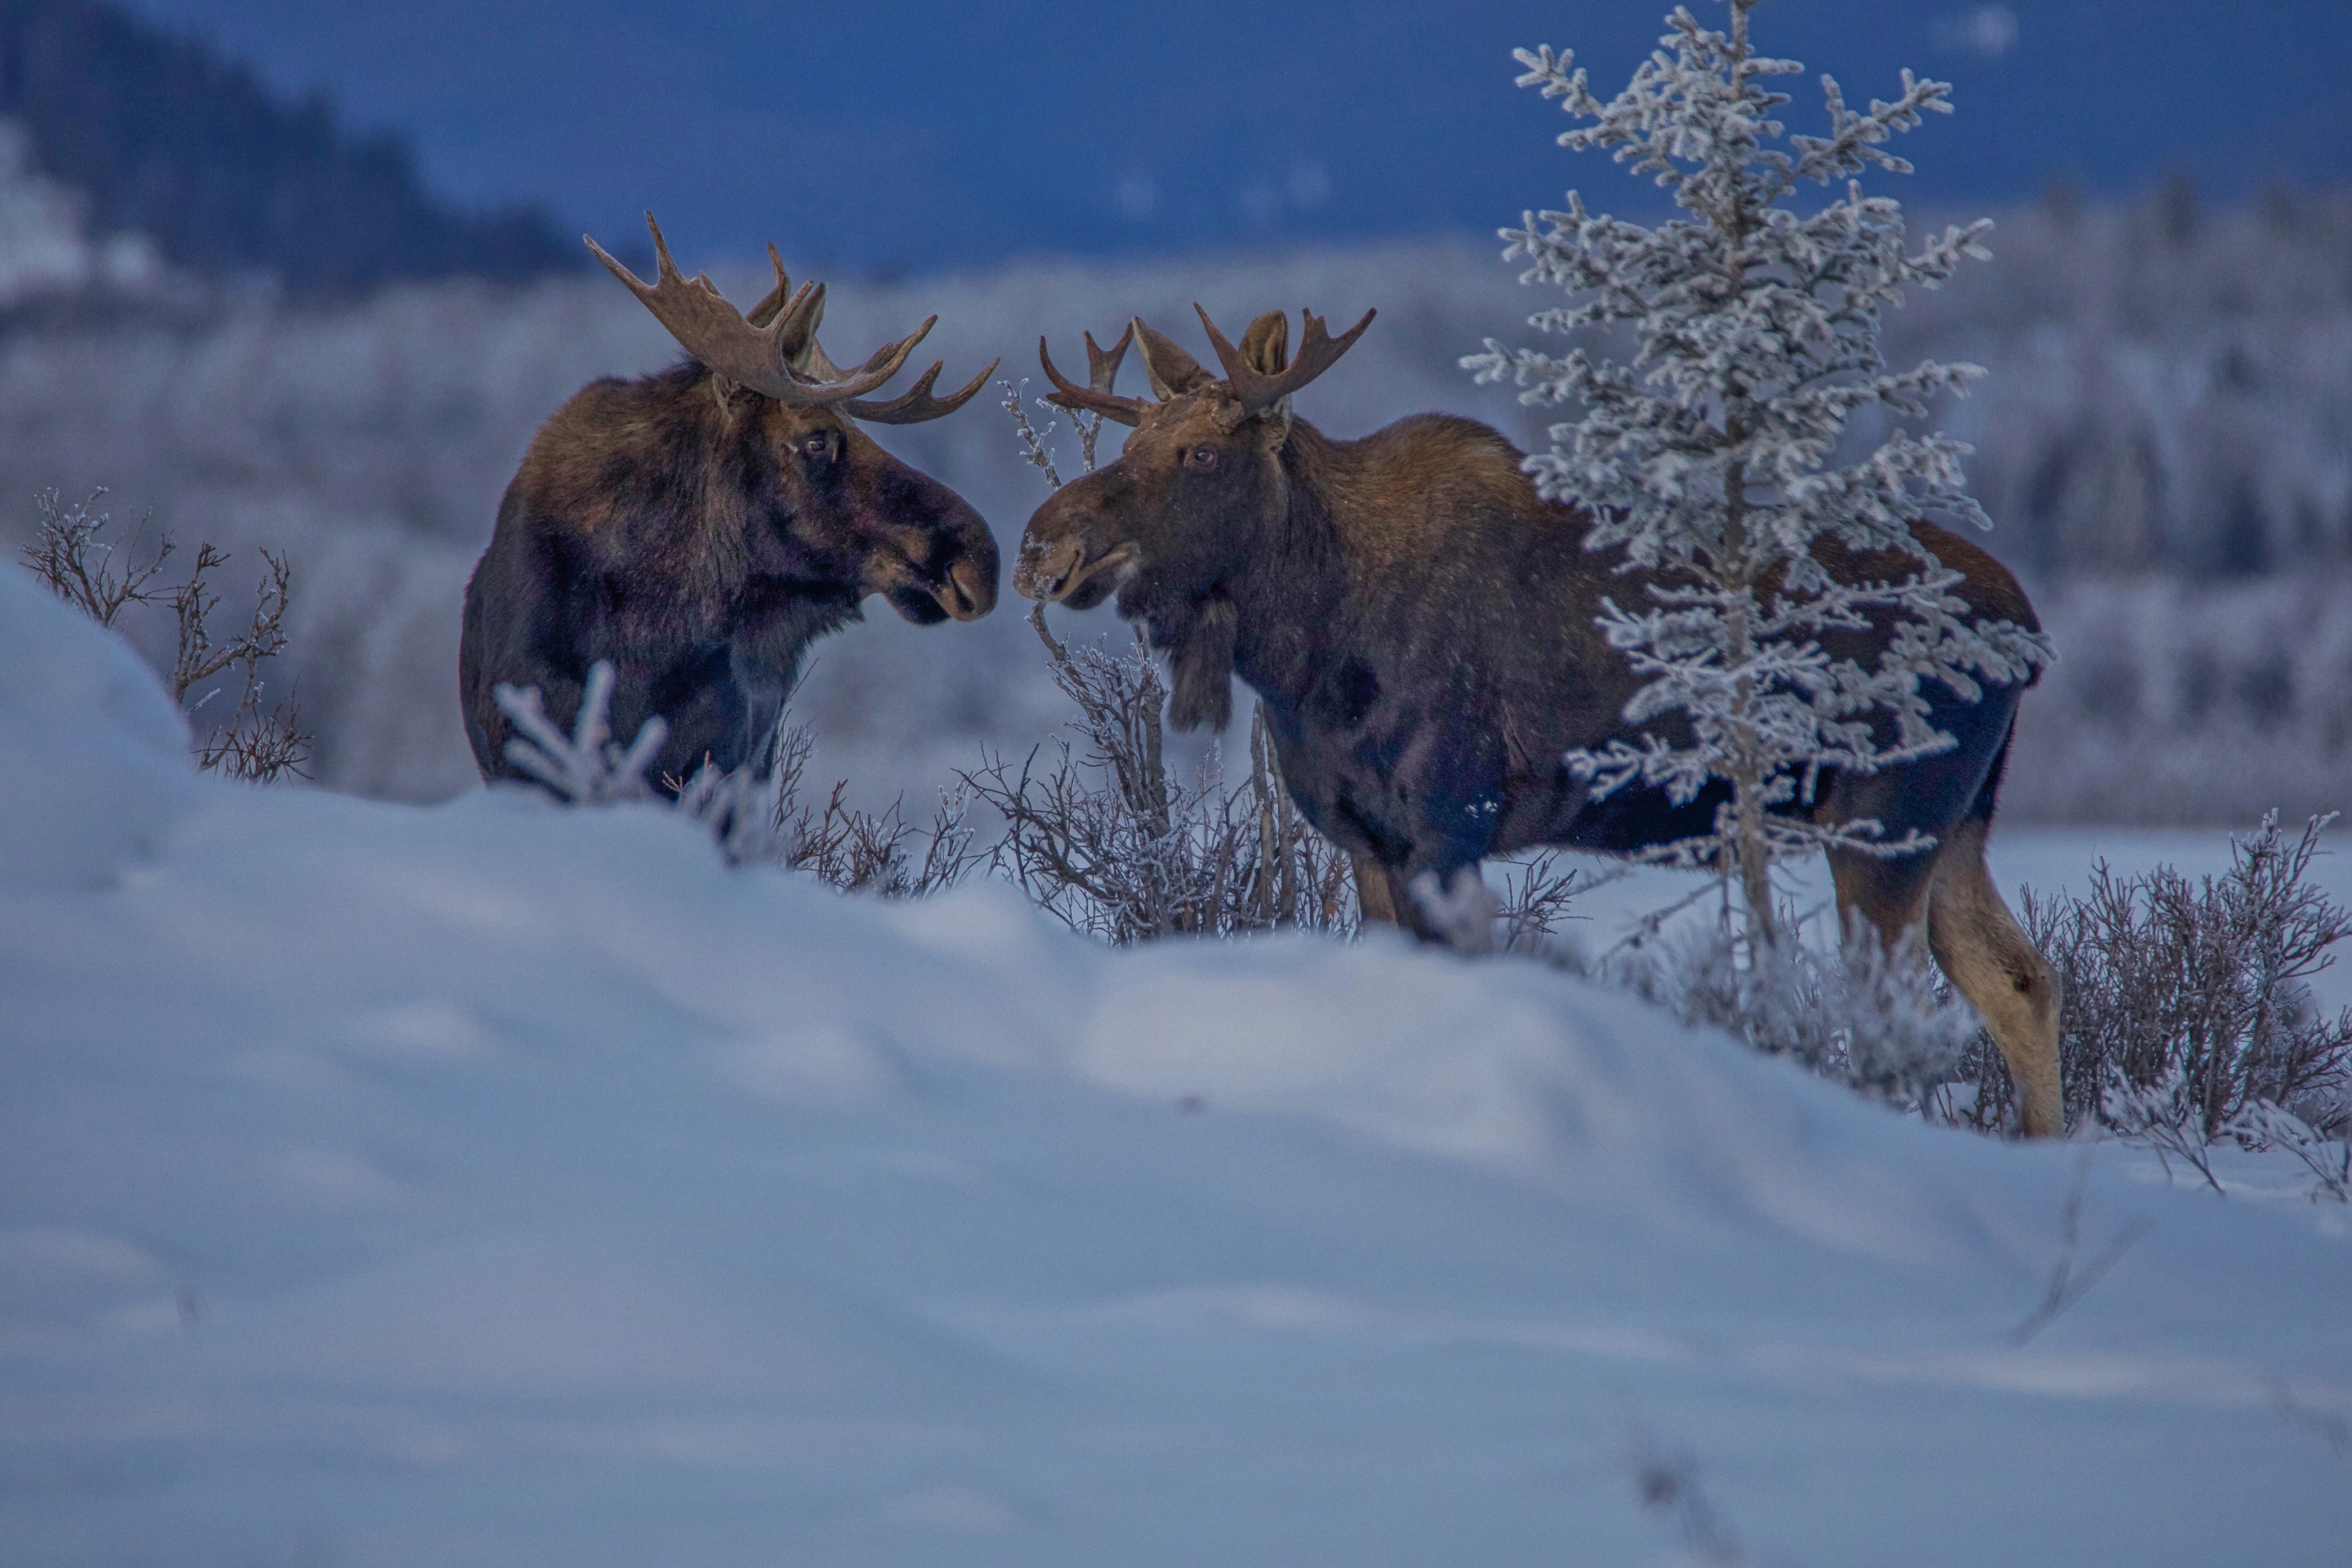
left=460, top=214, right=1000, bottom=791
left=1018, top=308, right=2065, bottom=1137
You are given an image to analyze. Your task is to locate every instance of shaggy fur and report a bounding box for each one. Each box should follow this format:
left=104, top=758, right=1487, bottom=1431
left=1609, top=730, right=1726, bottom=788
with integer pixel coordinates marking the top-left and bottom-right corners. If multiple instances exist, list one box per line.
left=461, top=361, right=996, bottom=790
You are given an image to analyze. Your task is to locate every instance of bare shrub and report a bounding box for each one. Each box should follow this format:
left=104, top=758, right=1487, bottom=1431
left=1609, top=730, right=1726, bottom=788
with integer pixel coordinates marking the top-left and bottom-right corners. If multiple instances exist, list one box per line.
left=19, top=487, right=310, bottom=782
left=495, top=661, right=974, bottom=898
left=967, top=608, right=1591, bottom=948
left=964, top=608, right=1357, bottom=943
left=1492, top=853, right=1593, bottom=954
left=2226, top=1100, right=2350, bottom=1202
left=20, top=485, right=172, bottom=626
left=679, top=723, right=978, bottom=897
left=980, top=382, right=1356, bottom=939
left=1951, top=813, right=2352, bottom=1143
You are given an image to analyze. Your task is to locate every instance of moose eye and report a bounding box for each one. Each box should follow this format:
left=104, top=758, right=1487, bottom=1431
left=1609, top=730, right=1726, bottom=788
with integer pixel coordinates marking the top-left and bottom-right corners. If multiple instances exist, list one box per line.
left=1185, top=446, right=1218, bottom=469
left=799, top=431, right=835, bottom=461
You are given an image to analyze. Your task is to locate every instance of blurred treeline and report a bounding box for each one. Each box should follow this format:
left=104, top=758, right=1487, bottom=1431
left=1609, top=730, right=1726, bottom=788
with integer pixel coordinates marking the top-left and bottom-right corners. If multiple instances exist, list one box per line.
left=0, top=0, right=575, bottom=294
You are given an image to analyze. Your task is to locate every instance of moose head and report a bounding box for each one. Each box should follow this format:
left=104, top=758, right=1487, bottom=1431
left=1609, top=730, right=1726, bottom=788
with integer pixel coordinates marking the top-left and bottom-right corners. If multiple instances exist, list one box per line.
left=1013, top=305, right=1372, bottom=619
left=586, top=214, right=1000, bottom=626
left=460, top=215, right=1001, bottom=790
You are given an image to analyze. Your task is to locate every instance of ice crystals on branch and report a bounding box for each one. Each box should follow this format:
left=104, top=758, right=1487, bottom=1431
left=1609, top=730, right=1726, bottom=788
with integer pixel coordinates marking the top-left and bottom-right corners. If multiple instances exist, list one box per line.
left=494, top=662, right=976, bottom=895
left=492, top=662, right=666, bottom=805
left=1465, top=1, right=2051, bottom=935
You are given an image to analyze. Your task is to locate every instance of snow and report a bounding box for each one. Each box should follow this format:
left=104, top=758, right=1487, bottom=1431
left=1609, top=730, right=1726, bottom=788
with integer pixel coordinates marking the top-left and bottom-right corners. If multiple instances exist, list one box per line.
left=2, top=567, right=2347, bottom=1566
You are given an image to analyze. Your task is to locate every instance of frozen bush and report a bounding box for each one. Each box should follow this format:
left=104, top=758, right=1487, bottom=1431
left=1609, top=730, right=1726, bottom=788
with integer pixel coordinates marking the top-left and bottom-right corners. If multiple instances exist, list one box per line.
left=963, top=610, right=1359, bottom=944
left=679, top=724, right=978, bottom=898
left=495, top=661, right=975, bottom=898
left=1953, top=813, right=2352, bottom=1138
left=1603, top=911, right=1980, bottom=1113
left=20, top=485, right=310, bottom=782
left=965, top=606, right=1592, bottom=950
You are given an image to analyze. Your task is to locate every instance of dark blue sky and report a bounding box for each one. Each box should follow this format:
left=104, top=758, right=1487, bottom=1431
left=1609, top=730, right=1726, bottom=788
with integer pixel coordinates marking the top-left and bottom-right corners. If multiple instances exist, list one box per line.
left=136, top=1, right=2352, bottom=273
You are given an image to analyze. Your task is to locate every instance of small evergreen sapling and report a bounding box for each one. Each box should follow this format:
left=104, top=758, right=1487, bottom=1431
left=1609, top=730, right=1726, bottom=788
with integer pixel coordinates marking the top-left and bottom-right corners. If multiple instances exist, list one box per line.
left=1465, top=0, right=2051, bottom=941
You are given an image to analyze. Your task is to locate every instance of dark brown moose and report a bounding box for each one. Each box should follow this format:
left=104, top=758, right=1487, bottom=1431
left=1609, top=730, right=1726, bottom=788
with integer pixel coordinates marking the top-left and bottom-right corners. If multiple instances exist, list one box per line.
left=1018, top=308, right=2064, bottom=1137
left=461, top=214, right=1000, bottom=791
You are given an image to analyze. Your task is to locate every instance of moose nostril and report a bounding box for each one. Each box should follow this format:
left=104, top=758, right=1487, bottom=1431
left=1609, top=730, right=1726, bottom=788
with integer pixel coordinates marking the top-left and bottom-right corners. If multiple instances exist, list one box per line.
left=1032, top=540, right=1077, bottom=581
left=1013, top=538, right=1072, bottom=600
left=943, top=556, right=994, bottom=619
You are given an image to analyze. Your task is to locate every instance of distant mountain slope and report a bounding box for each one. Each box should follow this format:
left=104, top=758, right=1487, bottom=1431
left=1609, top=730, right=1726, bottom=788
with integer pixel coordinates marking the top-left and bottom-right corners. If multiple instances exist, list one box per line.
left=0, top=0, right=576, bottom=294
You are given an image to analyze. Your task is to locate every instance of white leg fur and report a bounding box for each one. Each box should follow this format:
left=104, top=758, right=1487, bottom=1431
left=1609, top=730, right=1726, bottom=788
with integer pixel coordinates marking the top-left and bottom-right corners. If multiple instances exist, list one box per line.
left=1926, top=820, right=2065, bottom=1138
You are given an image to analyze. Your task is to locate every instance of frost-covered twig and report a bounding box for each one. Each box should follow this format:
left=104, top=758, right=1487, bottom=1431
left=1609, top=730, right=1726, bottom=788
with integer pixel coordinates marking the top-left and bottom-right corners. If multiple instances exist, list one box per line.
left=1003, top=375, right=1105, bottom=493
left=22, top=486, right=311, bottom=782
left=2225, top=1101, right=2350, bottom=1203
left=494, top=662, right=667, bottom=804
left=1000, top=377, right=1064, bottom=490
left=500, top=663, right=974, bottom=897
left=1495, top=852, right=1614, bottom=956
left=20, top=486, right=169, bottom=627
left=2100, top=1074, right=2224, bottom=1192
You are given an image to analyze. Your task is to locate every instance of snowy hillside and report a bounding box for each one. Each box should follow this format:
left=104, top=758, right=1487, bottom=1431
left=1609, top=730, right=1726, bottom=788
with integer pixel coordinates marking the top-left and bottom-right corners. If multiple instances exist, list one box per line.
left=5, top=572, right=2350, bottom=1564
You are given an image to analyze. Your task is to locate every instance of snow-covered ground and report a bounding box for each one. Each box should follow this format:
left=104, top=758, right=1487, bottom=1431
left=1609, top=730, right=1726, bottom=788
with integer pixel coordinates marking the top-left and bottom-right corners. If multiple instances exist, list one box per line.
left=3, top=569, right=2348, bottom=1568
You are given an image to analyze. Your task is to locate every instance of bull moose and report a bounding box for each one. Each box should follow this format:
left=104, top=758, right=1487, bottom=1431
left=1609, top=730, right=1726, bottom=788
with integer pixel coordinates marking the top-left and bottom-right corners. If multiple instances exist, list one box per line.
left=460, top=214, right=1000, bottom=791
left=1018, top=308, right=2065, bottom=1137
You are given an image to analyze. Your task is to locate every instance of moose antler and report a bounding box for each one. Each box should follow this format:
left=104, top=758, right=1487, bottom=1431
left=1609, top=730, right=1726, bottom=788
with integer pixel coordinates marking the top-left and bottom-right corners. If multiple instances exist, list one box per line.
left=667, top=232, right=989, bottom=423
left=1039, top=323, right=1149, bottom=426
left=744, top=244, right=797, bottom=329
left=843, top=358, right=1000, bottom=425
left=586, top=213, right=933, bottom=408
left=1194, top=304, right=1375, bottom=417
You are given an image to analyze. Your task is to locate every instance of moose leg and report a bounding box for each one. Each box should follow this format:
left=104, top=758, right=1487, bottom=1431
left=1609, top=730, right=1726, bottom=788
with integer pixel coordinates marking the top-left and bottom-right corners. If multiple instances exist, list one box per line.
left=1925, top=818, right=2064, bottom=1139
left=1352, top=851, right=1402, bottom=927
left=1826, top=847, right=1936, bottom=949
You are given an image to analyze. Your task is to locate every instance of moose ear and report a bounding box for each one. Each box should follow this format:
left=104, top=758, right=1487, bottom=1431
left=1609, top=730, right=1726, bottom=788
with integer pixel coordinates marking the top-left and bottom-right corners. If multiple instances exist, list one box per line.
left=1132, top=316, right=1216, bottom=400
left=773, top=275, right=830, bottom=375
left=1238, top=311, right=1290, bottom=376
left=1234, top=312, right=1296, bottom=440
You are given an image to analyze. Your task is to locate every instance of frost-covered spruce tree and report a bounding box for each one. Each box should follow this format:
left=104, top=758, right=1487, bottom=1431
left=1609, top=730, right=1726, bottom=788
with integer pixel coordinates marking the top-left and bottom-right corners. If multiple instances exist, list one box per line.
left=1464, top=0, right=2051, bottom=943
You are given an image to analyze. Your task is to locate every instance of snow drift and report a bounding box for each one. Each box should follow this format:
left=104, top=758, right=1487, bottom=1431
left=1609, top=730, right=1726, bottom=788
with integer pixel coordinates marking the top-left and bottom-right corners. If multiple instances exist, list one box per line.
left=2, top=568, right=2346, bottom=1566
